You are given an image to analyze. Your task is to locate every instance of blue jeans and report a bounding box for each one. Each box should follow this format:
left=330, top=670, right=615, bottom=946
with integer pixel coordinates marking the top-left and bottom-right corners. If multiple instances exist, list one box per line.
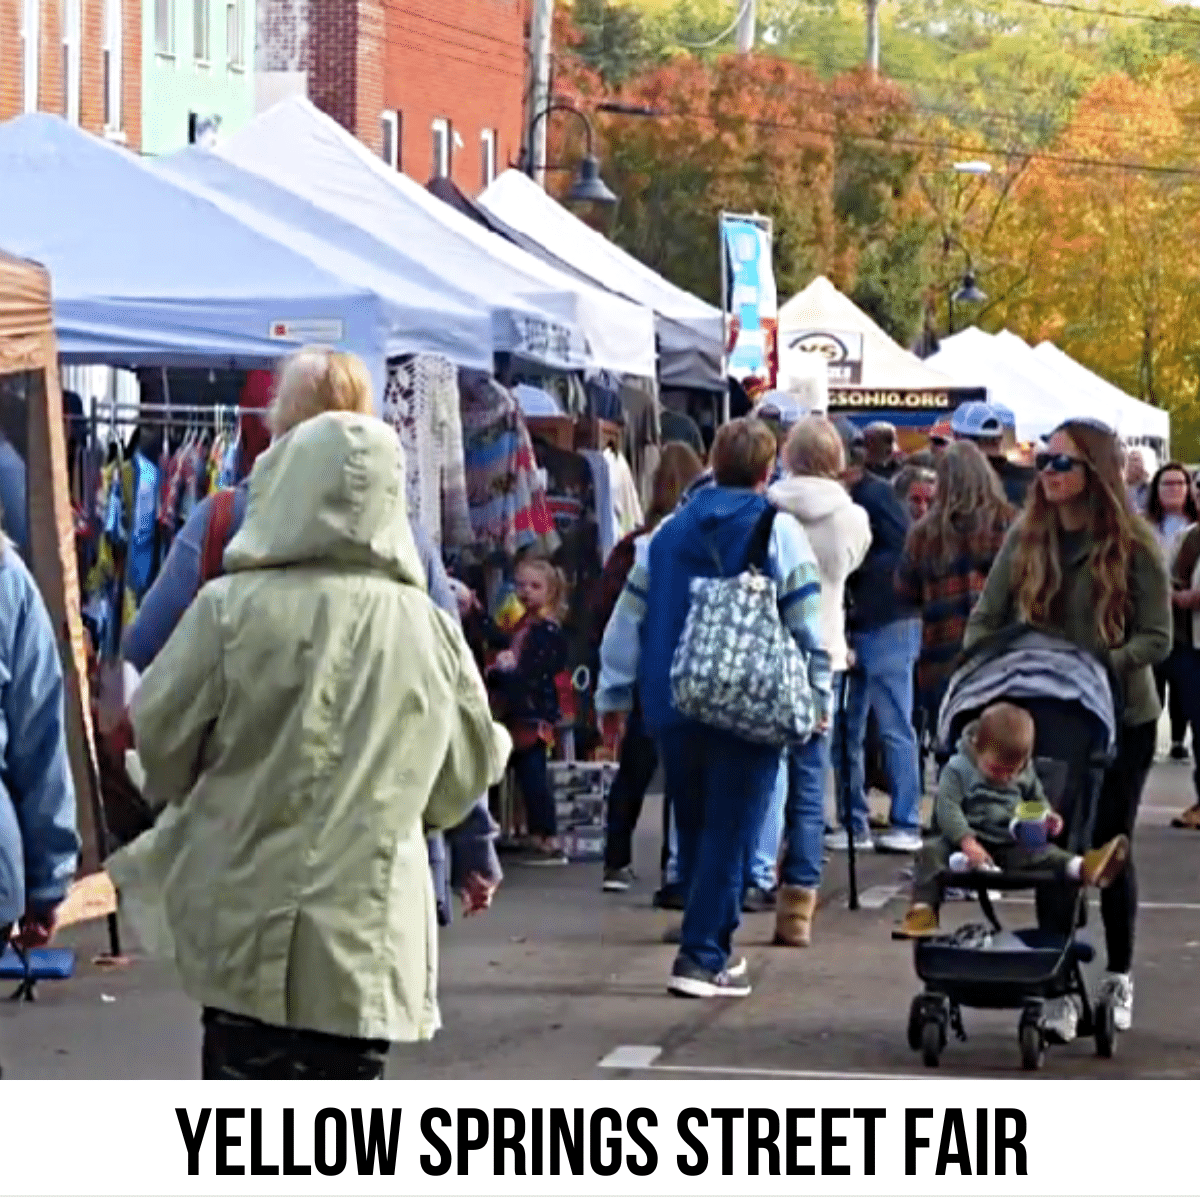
left=833, top=619, right=922, bottom=836
left=745, top=757, right=786, bottom=891
left=660, top=722, right=781, bottom=974
left=781, top=726, right=833, bottom=888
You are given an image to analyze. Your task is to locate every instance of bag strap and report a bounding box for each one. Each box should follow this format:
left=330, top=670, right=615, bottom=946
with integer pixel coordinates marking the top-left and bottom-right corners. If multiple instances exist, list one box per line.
left=745, top=504, right=777, bottom=572
left=200, top=488, right=238, bottom=584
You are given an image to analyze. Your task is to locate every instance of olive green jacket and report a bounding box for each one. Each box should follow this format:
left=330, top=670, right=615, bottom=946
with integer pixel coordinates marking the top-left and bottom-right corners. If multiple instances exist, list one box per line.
left=108, top=413, right=511, bottom=1043
left=964, top=519, right=1171, bottom=727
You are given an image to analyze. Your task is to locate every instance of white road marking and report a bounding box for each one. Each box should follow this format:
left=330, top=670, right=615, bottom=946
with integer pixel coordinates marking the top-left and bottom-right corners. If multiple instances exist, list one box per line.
left=597, top=1044, right=663, bottom=1070
left=858, top=884, right=903, bottom=909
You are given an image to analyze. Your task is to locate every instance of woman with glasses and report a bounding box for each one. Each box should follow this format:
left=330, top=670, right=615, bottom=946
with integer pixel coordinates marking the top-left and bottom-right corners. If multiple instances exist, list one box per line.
left=1145, top=462, right=1200, bottom=763
left=964, top=419, right=1170, bottom=1040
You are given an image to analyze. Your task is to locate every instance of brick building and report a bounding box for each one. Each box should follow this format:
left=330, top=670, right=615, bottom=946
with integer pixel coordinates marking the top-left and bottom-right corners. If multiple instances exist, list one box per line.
left=257, top=0, right=527, bottom=195
left=0, top=0, right=141, bottom=148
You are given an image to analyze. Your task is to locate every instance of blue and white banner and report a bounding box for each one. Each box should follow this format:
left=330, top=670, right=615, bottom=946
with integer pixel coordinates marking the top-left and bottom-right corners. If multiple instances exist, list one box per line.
left=720, top=213, right=777, bottom=382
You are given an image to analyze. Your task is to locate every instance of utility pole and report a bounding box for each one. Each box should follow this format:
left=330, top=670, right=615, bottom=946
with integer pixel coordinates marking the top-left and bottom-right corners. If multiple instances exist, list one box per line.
left=865, top=0, right=880, bottom=72
left=736, top=0, right=757, bottom=53
left=527, top=0, right=555, bottom=187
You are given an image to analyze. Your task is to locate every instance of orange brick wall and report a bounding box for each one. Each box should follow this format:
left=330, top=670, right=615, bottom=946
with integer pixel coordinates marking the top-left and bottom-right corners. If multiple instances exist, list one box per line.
left=381, top=0, right=526, bottom=192
left=0, top=0, right=141, bottom=149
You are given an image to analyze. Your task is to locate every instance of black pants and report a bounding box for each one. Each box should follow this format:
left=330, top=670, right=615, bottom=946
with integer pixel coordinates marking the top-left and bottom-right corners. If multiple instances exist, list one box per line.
left=603, top=704, right=660, bottom=870
left=1154, top=649, right=1191, bottom=748
left=201, top=1008, right=389, bottom=1080
left=511, top=742, right=556, bottom=838
left=1092, top=720, right=1157, bottom=975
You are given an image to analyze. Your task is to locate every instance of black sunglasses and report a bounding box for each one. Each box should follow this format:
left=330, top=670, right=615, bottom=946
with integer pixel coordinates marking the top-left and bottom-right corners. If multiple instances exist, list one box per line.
left=930, top=436, right=950, bottom=447
left=1035, top=452, right=1087, bottom=474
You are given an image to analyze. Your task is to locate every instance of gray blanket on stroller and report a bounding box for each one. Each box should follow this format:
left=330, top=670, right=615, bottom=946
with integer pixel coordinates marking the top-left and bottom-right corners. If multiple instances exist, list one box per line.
left=937, top=631, right=1116, bottom=753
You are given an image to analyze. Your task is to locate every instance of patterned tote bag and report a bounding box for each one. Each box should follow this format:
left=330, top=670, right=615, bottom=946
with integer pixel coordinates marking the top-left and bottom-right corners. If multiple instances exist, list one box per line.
left=670, top=508, right=815, bottom=746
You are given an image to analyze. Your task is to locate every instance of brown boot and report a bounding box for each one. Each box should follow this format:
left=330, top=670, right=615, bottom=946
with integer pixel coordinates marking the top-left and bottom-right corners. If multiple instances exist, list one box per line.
left=893, top=903, right=940, bottom=940
left=1080, top=835, right=1130, bottom=888
left=773, top=885, right=818, bottom=947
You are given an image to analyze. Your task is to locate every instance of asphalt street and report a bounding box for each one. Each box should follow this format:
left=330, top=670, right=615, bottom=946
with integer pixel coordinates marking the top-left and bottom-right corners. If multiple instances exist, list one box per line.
left=3, top=754, right=1198, bottom=1080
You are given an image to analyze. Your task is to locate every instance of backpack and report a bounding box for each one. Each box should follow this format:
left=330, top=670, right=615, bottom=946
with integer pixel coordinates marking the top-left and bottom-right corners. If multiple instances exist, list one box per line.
left=200, top=488, right=238, bottom=584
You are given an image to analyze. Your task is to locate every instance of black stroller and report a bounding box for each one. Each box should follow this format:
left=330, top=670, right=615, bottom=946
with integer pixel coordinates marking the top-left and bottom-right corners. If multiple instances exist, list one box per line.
left=902, top=629, right=1121, bottom=1071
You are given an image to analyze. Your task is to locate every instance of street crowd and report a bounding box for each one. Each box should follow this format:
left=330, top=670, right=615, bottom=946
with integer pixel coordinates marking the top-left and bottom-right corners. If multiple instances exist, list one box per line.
left=0, top=347, right=1193, bottom=1078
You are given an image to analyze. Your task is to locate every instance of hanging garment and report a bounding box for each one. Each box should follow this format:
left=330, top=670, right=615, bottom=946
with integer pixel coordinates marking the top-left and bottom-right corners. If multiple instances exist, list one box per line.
left=604, top=447, right=644, bottom=538
left=458, top=369, right=557, bottom=563
left=383, top=356, right=473, bottom=551
left=585, top=371, right=624, bottom=423
left=124, top=450, right=160, bottom=606
left=618, top=375, right=661, bottom=483
left=579, top=450, right=618, bottom=563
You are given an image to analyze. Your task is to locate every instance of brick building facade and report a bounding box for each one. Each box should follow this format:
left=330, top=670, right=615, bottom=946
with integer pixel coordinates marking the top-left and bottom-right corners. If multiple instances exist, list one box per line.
left=257, top=0, right=527, bottom=194
left=0, top=0, right=142, bottom=149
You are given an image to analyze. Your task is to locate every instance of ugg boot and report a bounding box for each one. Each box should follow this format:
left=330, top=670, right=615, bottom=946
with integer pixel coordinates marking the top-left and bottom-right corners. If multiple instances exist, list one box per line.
left=773, top=885, right=818, bottom=947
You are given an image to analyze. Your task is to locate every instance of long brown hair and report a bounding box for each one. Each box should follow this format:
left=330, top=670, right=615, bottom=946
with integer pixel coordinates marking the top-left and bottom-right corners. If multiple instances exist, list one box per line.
left=646, top=441, right=704, bottom=528
left=907, top=440, right=1014, bottom=568
left=1012, top=420, right=1151, bottom=647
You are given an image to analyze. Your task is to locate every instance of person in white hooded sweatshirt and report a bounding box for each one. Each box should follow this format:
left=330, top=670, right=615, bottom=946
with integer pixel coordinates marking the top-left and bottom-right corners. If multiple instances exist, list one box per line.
left=765, top=416, right=871, bottom=946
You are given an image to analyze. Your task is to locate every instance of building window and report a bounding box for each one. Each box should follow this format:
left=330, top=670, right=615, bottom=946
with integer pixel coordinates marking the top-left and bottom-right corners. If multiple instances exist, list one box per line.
left=155, top=0, right=175, bottom=55
left=194, top=0, right=210, bottom=61
left=480, top=129, right=496, bottom=189
left=63, top=0, right=82, bottom=122
left=103, top=0, right=123, bottom=130
left=381, top=110, right=401, bottom=170
left=431, top=118, right=451, bottom=180
left=225, top=0, right=243, bottom=67
left=21, top=0, right=39, bottom=112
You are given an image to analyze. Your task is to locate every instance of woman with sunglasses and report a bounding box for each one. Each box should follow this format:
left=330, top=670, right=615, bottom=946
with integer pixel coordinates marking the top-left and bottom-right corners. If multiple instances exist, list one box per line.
left=1145, top=462, right=1200, bottom=764
left=964, top=419, right=1171, bottom=1039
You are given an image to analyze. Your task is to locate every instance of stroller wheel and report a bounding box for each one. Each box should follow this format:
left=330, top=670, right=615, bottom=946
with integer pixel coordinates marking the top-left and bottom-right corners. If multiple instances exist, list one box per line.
left=921, top=1020, right=944, bottom=1068
left=907, top=998, right=924, bottom=1051
left=1094, top=1000, right=1117, bottom=1059
left=1019, top=1022, right=1045, bottom=1071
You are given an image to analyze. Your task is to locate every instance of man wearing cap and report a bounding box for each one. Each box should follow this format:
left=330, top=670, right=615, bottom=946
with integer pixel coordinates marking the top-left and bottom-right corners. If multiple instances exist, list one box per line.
left=828, top=417, right=923, bottom=854
left=928, top=418, right=953, bottom=462
left=951, top=400, right=1034, bottom=508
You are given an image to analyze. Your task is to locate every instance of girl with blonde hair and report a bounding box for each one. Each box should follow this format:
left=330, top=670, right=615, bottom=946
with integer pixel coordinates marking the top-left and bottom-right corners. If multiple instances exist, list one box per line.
left=965, top=418, right=1170, bottom=1038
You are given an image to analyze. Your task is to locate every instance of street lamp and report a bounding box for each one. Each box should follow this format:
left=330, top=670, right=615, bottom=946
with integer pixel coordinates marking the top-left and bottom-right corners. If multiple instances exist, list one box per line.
left=525, top=102, right=618, bottom=206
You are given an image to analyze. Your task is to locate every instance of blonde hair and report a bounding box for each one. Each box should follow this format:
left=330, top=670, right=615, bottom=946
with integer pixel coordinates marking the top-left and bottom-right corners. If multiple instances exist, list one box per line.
left=711, top=417, right=777, bottom=488
left=784, top=415, right=845, bottom=479
left=646, top=441, right=705, bottom=527
left=269, top=347, right=374, bottom=437
left=517, top=555, right=568, bottom=622
left=974, top=702, right=1034, bottom=762
left=1013, top=420, right=1148, bottom=648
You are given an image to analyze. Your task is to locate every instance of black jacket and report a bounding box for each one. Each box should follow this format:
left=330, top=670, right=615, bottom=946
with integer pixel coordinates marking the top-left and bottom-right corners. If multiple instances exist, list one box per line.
left=847, top=472, right=917, bottom=633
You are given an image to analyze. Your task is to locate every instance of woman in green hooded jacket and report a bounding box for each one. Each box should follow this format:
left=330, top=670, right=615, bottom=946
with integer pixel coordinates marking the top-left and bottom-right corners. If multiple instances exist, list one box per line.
left=964, top=417, right=1170, bottom=1040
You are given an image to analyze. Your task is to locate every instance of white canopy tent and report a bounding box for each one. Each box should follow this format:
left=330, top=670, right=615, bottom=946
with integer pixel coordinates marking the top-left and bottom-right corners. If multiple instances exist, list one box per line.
left=153, top=147, right=497, bottom=370
left=927, top=327, right=1072, bottom=441
left=479, top=169, right=723, bottom=391
left=1031, top=339, right=1170, bottom=447
left=0, top=113, right=392, bottom=396
left=217, top=100, right=657, bottom=378
left=779, top=276, right=957, bottom=390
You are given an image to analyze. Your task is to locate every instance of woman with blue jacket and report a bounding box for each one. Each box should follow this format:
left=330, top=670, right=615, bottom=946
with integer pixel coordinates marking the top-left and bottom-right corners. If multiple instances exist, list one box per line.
left=0, top=529, right=80, bottom=956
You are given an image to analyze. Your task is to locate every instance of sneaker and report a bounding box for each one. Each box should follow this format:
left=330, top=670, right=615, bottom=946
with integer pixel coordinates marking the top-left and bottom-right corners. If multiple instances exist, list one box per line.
left=668, top=957, right=752, bottom=999
left=726, top=955, right=748, bottom=978
left=892, top=903, right=939, bottom=939
left=876, top=828, right=924, bottom=854
left=653, top=882, right=686, bottom=910
left=1171, top=742, right=1189, bottom=761
left=1098, top=972, right=1134, bottom=1031
left=520, top=845, right=568, bottom=866
left=824, top=828, right=875, bottom=852
left=602, top=866, right=635, bottom=892
left=1080, top=835, right=1130, bottom=888
left=742, top=885, right=777, bottom=913
left=1042, top=995, right=1081, bottom=1044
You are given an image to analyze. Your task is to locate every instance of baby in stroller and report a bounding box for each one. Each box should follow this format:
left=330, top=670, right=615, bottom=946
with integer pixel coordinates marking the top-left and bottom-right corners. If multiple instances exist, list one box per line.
left=896, top=701, right=1129, bottom=939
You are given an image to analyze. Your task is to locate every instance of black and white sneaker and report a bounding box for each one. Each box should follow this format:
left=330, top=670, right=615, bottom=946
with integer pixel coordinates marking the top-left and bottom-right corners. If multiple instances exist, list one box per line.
left=602, top=866, right=635, bottom=892
left=668, top=957, right=752, bottom=999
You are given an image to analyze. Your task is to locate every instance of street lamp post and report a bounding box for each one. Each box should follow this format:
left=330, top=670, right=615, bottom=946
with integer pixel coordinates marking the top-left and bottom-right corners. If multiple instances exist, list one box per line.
left=525, top=102, right=618, bottom=205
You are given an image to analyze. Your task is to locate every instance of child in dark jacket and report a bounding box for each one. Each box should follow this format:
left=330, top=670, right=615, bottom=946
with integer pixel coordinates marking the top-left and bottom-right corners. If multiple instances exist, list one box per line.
left=490, top=557, right=570, bottom=864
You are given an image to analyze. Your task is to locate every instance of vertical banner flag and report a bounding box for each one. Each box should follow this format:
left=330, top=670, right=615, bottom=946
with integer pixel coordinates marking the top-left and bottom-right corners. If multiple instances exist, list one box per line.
left=720, top=212, right=777, bottom=384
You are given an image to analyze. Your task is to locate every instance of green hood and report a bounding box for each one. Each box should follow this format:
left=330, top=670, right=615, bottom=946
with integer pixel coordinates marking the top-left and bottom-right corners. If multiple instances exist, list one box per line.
left=225, top=411, right=424, bottom=588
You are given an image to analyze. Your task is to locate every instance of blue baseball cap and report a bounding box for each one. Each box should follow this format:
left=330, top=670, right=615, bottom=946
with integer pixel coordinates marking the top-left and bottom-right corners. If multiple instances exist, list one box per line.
left=951, top=401, right=1004, bottom=438
left=989, top=402, right=1016, bottom=431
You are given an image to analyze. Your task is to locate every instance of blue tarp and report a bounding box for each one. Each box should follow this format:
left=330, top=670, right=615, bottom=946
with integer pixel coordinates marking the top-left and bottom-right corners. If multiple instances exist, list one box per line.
left=0, top=114, right=392, bottom=397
